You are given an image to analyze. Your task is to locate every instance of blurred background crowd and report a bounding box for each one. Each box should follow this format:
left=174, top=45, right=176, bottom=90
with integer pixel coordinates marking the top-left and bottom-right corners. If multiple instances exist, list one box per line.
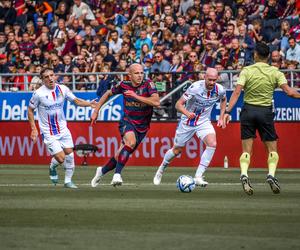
left=0, top=0, right=300, bottom=94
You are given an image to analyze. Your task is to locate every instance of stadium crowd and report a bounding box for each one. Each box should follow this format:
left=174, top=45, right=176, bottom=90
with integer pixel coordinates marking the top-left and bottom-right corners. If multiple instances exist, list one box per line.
left=0, top=0, right=300, bottom=92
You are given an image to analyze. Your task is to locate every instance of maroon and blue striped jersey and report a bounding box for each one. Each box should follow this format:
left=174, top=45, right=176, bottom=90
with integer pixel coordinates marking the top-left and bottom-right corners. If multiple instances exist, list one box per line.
left=111, top=79, right=158, bottom=133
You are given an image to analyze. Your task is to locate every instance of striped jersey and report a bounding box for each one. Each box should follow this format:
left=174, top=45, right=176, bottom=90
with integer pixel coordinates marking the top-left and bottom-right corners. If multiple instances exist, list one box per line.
left=111, top=80, right=158, bottom=133
left=29, top=84, right=76, bottom=136
left=181, top=80, right=226, bottom=126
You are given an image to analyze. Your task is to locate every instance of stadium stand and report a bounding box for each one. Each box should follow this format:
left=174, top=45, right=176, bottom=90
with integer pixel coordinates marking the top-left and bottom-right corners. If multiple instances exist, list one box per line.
left=0, top=0, right=299, bottom=92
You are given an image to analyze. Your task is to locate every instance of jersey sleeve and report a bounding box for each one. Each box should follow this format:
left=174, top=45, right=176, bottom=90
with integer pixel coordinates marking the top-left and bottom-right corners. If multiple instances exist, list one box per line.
left=218, top=85, right=226, bottom=99
left=182, top=83, right=196, bottom=101
left=63, top=85, right=76, bottom=102
left=29, top=92, right=39, bottom=109
left=276, top=70, right=288, bottom=87
left=236, top=68, right=248, bottom=87
left=147, top=80, right=158, bottom=95
left=111, top=82, right=123, bottom=95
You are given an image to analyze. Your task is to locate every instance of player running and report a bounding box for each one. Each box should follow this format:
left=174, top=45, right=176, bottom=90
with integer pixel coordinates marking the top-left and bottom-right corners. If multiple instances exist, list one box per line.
left=153, top=68, right=227, bottom=186
left=90, top=63, right=160, bottom=187
left=28, top=68, right=96, bottom=188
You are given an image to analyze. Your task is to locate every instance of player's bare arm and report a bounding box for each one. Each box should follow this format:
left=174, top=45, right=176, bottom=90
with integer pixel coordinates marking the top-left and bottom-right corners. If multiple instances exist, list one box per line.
left=73, top=98, right=97, bottom=108
left=224, top=84, right=243, bottom=124
left=217, top=96, right=227, bottom=128
left=90, top=90, right=113, bottom=125
left=280, top=84, right=300, bottom=98
left=175, top=96, right=196, bottom=119
left=124, top=90, right=160, bottom=107
left=27, top=106, right=38, bottom=143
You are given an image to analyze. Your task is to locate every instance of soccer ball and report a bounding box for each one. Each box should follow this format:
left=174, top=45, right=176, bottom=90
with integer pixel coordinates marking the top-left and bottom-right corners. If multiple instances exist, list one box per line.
left=176, top=175, right=196, bottom=193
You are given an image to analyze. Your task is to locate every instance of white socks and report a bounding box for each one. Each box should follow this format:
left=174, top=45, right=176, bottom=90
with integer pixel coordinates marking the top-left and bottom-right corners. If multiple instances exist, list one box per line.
left=50, top=157, right=60, bottom=168
left=64, top=153, right=75, bottom=184
left=159, top=149, right=176, bottom=172
left=195, top=146, right=216, bottom=177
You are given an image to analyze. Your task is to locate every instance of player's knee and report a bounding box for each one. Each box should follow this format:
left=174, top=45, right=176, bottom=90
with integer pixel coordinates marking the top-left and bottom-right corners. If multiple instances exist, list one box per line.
left=206, top=141, right=217, bottom=148
left=173, top=147, right=182, bottom=155
left=126, top=142, right=136, bottom=150
left=55, top=155, right=65, bottom=164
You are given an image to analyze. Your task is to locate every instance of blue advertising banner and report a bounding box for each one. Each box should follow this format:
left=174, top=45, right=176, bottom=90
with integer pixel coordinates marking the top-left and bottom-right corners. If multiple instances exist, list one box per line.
left=0, top=91, right=299, bottom=121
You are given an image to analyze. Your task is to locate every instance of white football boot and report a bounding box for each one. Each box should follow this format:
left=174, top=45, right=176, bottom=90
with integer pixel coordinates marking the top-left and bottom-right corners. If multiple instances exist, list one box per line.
left=194, top=176, right=208, bottom=187
left=153, top=169, right=163, bottom=185
left=91, top=167, right=103, bottom=187
left=111, top=173, right=123, bottom=186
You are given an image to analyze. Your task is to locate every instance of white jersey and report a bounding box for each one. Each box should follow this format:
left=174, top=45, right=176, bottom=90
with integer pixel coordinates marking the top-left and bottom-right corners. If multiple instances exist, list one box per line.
left=29, top=84, right=76, bottom=136
left=181, top=80, right=225, bottom=126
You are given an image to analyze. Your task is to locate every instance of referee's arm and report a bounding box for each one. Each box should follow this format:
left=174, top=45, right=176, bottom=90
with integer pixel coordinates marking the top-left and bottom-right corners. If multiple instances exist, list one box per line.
left=280, top=84, right=300, bottom=98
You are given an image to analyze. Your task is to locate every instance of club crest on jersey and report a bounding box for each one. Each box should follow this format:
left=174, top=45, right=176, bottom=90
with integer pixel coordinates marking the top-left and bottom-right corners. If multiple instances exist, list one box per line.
left=149, top=81, right=156, bottom=89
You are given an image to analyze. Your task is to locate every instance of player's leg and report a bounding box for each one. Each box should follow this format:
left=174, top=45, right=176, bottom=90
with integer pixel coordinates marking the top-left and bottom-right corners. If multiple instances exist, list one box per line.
left=60, top=131, right=77, bottom=188
left=258, top=109, right=280, bottom=194
left=194, top=122, right=216, bottom=187
left=62, top=148, right=77, bottom=188
left=239, top=104, right=257, bottom=195
left=111, top=131, right=137, bottom=186
left=153, top=122, right=195, bottom=185
left=153, top=146, right=183, bottom=185
left=265, top=141, right=280, bottom=194
left=45, top=136, right=65, bottom=185
left=91, top=156, right=117, bottom=187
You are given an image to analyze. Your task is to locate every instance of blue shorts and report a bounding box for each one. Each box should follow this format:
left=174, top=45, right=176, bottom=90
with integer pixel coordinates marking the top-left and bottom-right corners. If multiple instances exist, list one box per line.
left=119, top=120, right=147, bottom=150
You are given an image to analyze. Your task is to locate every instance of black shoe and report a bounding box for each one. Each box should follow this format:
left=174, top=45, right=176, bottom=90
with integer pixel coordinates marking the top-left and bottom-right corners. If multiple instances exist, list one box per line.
left=266, top=175, right=280, bottom=194
left=240, top=175, right=254, bottom=196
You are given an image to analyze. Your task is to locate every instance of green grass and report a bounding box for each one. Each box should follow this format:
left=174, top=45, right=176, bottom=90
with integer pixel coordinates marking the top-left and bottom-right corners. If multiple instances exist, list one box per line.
left=0, top=165, right=300, bottom=250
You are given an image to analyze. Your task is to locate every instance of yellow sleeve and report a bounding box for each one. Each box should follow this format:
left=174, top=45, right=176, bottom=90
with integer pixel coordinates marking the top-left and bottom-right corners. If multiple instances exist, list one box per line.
left=276, top=70, right=288, bottom=87
left=236, top=68, right=247, bottom=87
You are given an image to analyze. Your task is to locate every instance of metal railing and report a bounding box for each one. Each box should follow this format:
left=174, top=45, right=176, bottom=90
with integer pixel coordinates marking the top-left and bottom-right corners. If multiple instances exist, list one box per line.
left=0, top=69, right=299, bottom=92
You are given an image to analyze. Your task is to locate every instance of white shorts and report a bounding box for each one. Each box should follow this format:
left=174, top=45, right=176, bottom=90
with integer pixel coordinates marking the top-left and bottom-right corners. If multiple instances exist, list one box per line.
left=174, top=120, right=215, bottom=147
left=43, top=129, right=74, bottom=156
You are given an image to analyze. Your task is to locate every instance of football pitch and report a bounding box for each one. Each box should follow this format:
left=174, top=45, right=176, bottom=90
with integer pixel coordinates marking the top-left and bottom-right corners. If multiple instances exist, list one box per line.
left=0, top=165, right=300, bottom=250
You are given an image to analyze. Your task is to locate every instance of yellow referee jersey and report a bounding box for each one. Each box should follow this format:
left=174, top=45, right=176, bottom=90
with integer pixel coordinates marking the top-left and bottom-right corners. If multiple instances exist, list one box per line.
left=236, top=62, right=288, bottom=106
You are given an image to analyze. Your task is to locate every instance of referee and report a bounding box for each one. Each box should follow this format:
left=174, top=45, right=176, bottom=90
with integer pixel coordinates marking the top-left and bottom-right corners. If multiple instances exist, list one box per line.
left=224, top=42, right=300, bottom=195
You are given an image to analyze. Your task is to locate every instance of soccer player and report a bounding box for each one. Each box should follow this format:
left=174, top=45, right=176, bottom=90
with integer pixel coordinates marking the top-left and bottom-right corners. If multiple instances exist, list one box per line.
left=28, top=68, right=96, bottom=188
left=90, top=63, right=160, bottom=187
left=224, top=42, right=300, bottom=195
left=153, top=68, right=227, bottom=186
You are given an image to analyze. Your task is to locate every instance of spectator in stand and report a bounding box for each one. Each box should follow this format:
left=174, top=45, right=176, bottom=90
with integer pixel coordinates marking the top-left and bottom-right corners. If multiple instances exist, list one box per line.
left=270, top=50, right=285, bottom=69
left=135, top=29, right=152, bottom=58
left=62, top=54, right=74, bottom=73
left=263, top=0, right=280, bottom=20
left=150, top=51, right=171, bottom=73
left=248, top=19, right=263, bottom=44
left=25, top=21, right=36, bottom=41
left=19, top=32, right=35, bottom=56
left=108, top=30, right=123, bottom=55
left=0, top=1, right=16, bottom=32
left=286, top=37, right=300, bottom=64
left=0, top=32, right=6, bottom=54
left=177, top=50, right=200, bottom=82
left=175, top=16, right=190, bottom=37
left=22, top=55, right=32, bottom=71
left=237, top=24, right=255, bottom=65
left=96, top=64, right=115, bottom=98
left=69, top=0, right=97, bottom=26
left=31, top=46, right=45, bottom=66
left=285, top=60, right=300, bottom=87
left=140, top=43, right=153, bottom=65
left=99, top=42, right=118, bottom=71
left=54, top=1, right=69, bottom=22
left=227, top=38, right=247, bottom=70
left=61, top=29, right=76, bottom=57
left=221, top=23, right=236, bottom=49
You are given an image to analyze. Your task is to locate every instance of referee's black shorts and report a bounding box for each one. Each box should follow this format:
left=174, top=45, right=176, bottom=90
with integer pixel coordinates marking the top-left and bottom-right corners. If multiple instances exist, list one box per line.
left=240, top=103, right=278, bottom=141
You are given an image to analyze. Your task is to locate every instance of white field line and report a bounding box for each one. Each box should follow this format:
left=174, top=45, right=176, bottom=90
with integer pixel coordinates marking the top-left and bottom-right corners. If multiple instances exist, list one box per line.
left=0, top=182, right=279, bottom=187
